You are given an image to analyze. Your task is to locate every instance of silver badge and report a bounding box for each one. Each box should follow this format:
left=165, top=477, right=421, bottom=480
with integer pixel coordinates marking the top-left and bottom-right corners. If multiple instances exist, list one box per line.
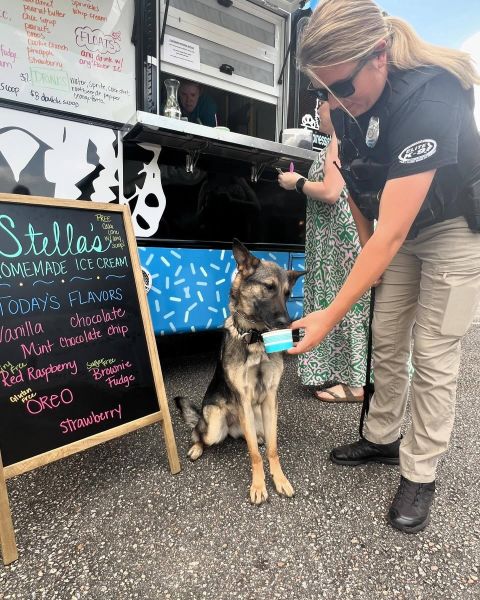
left=366, top=116, right=380, bottom=148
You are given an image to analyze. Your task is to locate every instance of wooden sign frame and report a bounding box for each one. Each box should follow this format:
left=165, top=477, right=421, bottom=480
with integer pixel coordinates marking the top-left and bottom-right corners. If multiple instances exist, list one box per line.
left=0, top=193, right=180, bottom=566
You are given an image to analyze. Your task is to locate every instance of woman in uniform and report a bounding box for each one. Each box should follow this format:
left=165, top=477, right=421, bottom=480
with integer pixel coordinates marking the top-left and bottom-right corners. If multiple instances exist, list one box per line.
left=289, top=0, right=480, bottom=533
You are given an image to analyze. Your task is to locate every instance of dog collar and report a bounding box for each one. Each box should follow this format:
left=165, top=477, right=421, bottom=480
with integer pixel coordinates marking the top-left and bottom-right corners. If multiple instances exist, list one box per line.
left=232, top=310, right=267, bottom=344
left=240, top=330, right=264, bottom=345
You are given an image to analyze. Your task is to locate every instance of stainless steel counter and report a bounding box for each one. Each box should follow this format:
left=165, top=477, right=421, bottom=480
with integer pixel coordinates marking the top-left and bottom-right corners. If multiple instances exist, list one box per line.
left=122, top=112, right=317, bottom=175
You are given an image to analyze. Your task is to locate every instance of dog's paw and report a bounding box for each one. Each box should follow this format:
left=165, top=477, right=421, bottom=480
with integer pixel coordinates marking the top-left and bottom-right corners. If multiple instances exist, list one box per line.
left=250, top=482, right=268, bottom=505
left=257, top=434, right=265, bottom=446
left=273, top=475, right=295, bottom=498
left=187, top=443, right=204, bottom=461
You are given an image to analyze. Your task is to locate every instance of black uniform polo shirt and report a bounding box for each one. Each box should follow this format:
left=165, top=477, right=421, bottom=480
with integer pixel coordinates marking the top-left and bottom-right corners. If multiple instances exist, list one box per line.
left=331, top=68, right=480, bottom=227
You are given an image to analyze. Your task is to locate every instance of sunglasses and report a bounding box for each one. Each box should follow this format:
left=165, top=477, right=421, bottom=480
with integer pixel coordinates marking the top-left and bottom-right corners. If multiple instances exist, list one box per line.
left=307, top=54, right=373, bottom=101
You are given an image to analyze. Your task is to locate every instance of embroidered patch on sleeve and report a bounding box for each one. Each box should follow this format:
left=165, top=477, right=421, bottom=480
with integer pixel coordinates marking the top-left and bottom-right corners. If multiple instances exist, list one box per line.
left=398, top=139, right=437, bottom=164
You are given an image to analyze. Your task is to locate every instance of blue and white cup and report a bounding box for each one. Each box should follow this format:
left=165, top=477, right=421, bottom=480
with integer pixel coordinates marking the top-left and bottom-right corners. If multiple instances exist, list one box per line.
left=261, top=329, right=293, bottom=353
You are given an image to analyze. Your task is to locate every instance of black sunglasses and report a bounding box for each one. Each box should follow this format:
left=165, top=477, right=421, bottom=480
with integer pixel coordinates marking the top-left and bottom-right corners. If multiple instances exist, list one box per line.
left=307, top=54, right=373, bottom=101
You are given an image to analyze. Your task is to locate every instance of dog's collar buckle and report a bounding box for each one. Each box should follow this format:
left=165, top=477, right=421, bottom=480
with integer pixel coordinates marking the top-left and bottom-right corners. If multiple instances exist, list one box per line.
left=241, top=330, right=263, bottom=345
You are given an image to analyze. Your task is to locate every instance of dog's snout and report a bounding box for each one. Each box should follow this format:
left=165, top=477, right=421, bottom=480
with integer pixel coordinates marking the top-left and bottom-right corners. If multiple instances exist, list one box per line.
left=273, top=315, right=291, bottom=329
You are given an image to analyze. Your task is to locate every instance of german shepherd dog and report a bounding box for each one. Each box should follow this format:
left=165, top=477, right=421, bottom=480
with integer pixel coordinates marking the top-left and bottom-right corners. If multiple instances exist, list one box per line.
left=175, top=239, right=304, bottom=504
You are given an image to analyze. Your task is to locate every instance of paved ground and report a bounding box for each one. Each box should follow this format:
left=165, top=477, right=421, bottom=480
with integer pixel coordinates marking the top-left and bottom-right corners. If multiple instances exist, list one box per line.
left=1, top=325, right=479, bottom=600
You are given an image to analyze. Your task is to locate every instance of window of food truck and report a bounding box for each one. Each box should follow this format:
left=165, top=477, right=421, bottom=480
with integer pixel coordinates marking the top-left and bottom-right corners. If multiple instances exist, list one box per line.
left=159, top=73, right=277, bottom=141
left=159, top=0, right=285, bottom=106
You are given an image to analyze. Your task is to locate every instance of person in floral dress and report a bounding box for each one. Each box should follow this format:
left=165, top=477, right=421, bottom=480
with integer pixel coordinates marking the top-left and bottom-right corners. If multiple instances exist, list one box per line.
left=278, top=101, right=370, bottom=401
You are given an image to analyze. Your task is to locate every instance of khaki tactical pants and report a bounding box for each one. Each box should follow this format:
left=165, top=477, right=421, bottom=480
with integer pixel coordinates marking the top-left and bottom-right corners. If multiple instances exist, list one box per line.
left=363, top=217, right=480, bottom=482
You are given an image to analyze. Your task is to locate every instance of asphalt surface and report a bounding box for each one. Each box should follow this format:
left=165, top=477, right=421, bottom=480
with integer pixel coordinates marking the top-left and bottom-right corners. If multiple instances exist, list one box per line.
left=1, top=325, right=479, bottom=600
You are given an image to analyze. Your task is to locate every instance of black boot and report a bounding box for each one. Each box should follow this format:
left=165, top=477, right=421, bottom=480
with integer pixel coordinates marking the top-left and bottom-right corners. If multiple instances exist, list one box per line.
left=330, top=437, right=401, bottom=466
left=388, top=476, right=435, bottom=534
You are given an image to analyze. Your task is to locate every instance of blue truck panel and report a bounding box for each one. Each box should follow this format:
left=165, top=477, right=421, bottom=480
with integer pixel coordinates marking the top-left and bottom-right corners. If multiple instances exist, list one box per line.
left=138, top=246, right=305, bottom=335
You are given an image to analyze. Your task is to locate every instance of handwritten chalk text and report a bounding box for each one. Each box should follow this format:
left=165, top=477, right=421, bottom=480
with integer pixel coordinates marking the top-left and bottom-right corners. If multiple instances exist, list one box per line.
left=26, top=387, right=74, bottom=415
left=0, top=214, right=111, bottom=259
left=60, top=404, right=122, bottom=434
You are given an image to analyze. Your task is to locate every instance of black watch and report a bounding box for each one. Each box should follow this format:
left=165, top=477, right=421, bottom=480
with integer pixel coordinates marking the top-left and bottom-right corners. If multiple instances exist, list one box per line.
left=295, top=177, right=307, bottom=194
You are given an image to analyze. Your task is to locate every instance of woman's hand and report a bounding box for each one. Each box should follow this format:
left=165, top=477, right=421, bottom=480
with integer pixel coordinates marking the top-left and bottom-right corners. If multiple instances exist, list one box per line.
left=278, top=171, right=302, bottom=190
left=287, top=309, right=335, bottom=355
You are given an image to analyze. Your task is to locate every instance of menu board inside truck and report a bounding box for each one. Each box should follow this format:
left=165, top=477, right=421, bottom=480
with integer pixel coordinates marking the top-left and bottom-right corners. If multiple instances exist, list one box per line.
left=0, top=0, right=136, bottom=123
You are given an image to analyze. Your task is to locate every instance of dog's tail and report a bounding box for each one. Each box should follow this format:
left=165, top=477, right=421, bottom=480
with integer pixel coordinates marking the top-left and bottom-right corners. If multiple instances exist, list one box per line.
left=174, top=396, right=201, bottom=429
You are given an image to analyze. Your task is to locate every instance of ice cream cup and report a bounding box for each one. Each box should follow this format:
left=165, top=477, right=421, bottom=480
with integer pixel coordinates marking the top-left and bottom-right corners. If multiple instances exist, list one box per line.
left=261, top=329, right=293, bottom=353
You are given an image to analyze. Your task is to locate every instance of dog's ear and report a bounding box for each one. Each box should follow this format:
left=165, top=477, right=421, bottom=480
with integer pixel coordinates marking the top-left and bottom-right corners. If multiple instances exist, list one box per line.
left=287, top=270, right=307, bottom=289
left=232, top=238, right=260, bottom=276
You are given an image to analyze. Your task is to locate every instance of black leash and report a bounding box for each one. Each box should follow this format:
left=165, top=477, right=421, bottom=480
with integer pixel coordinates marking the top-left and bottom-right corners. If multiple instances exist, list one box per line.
left=360, top=287, right=375, bottom=438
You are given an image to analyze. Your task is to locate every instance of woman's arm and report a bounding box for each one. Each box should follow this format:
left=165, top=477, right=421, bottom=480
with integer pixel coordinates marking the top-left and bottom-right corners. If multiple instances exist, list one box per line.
left=347, top=195, right=374, bottom=247
left=277, top=133, right=346, bottom=204
left=289, top=169, right=436, bottom=354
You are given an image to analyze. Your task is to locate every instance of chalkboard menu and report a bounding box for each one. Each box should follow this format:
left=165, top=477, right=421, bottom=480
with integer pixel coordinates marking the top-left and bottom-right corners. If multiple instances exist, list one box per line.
left=0, top=0, right=136, bottom=122
left=0, top=194, right=179, bottom=474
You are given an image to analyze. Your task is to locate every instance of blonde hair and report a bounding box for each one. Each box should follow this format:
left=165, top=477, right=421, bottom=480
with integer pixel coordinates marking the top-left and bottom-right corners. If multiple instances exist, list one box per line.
left=298, top=0, right=480, bottom=89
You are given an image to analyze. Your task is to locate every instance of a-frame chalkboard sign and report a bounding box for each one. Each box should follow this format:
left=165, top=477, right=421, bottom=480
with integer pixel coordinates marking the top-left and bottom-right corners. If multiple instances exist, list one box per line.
left=0, top=193, right=180, bottom=565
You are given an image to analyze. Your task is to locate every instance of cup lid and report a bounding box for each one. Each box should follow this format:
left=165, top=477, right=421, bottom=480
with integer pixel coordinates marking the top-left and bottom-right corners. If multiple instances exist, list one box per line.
left=261, top=329, right=292, bottom=338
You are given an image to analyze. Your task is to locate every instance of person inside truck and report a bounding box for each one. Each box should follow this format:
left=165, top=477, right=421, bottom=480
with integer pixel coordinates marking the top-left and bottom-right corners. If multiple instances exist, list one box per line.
left=178, top=80, right=217, bottom=127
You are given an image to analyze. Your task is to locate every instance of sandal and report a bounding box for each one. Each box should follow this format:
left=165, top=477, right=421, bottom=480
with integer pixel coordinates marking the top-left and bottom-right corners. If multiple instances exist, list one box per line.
left=314, top=383, right=364, bottom=403
left=309, top=380, right=340, bottom=398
